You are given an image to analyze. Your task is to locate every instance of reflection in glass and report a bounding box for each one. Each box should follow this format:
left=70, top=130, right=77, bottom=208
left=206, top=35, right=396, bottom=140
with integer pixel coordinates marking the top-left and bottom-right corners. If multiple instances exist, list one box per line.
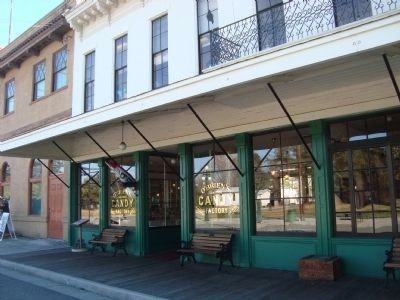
left=109, top=156, right=136, bottom=227
left=80, top=162, right=100, bottom=225
left=253, top=129, right=315, bottom=233
left=193, top=139, right=239, bottom=232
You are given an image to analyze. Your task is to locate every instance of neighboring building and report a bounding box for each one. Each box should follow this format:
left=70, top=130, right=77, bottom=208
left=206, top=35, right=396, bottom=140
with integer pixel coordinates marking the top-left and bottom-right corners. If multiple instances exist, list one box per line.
left=0, top=2, right=73, bottom=239
left=0, top=0, right=399, bottom=279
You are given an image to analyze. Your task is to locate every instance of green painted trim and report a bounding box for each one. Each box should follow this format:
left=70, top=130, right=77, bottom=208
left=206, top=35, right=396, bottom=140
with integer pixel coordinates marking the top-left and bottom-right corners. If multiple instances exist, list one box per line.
left=310, top=120, right=333, bottom=256
left=178, top=143, right=194, bottom=242
left=68, top=162, right=79, bottom=246
left=99, top=159, right=108, bottom=230
left=134, top=151, right=149, bottom=256
left=236, top=133, right=255, bottom=267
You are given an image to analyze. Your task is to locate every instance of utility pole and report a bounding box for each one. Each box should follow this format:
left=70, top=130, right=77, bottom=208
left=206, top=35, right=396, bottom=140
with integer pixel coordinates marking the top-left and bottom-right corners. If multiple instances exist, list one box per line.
left=8, top=0, right=13, bottom=44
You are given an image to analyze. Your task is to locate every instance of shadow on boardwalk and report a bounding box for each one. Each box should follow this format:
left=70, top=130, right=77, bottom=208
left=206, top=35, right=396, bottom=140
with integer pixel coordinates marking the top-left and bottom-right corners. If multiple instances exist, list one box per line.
left=0, top=238, right=399, bottom=299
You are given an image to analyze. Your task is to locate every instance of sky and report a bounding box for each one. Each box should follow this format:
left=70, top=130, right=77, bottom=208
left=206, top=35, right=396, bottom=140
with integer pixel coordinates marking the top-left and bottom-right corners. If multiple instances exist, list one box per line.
left=0, top=0, right=63, bottom=48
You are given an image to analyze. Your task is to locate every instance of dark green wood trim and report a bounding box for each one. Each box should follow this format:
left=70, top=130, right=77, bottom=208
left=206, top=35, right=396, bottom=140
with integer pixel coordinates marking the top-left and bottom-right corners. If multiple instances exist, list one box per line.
left=311, top=120, right=333, bottom=256
left=236, top=133, right=255, bottom=267
left=178, top=143, right=194, bottom=242
left=68, top=162, right=79, bottom=246
left=99, top=159, right=108, bottom=230
left=134, top=151, right=149, bottom=256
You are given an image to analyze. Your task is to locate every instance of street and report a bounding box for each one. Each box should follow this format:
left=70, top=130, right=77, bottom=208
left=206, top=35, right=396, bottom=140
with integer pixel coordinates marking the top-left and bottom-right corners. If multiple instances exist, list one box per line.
left=0, top=266, right=111, bottom=300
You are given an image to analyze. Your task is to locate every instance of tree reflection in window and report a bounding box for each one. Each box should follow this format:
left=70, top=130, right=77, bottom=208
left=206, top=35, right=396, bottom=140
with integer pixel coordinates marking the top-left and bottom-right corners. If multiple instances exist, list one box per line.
left=80, top=161, right=100, bottom=225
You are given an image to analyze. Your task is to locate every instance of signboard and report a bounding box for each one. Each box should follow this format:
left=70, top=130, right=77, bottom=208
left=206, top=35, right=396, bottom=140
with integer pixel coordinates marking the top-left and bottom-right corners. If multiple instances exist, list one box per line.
left=0, top=212, right=17, bottom=241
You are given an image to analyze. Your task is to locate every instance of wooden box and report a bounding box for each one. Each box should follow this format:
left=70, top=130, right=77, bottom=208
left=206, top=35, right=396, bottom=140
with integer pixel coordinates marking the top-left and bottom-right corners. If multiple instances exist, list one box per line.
left=299, top=255, right=341, bottom=281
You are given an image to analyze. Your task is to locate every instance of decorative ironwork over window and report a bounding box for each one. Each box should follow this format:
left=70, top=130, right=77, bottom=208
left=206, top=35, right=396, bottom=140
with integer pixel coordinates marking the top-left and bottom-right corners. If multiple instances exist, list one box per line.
left=199, top=0, right=398, bottom=71
left=33, top=61, right=46, bottom=100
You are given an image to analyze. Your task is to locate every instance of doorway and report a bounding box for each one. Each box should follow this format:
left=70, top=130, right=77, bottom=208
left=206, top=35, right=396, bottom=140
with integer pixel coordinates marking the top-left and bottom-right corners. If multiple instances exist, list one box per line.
left=148, top=154, right=181, bottom=253
left=48, top=160, right=65, bottom=239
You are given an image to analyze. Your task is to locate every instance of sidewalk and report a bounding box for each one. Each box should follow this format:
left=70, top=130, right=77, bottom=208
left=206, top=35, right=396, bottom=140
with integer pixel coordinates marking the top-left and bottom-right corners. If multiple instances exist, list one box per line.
left=0, top=237, right=400, bottom=300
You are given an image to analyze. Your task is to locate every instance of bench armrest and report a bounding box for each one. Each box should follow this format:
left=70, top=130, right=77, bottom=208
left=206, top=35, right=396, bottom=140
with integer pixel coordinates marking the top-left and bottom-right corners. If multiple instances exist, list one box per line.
left=385, top=249, right=393, bottom=263
left=114, top=236, right=125, bottom=243
left=220, top=242, right=231, bottom=252
left=180, top=240, right=192, bottom=249
left=92, top=233, right=101, bottom=241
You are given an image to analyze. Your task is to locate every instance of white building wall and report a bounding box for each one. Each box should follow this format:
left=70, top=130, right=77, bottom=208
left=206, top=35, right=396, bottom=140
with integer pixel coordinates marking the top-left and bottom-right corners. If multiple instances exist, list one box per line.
left=72, top=0, right=202, bottom=116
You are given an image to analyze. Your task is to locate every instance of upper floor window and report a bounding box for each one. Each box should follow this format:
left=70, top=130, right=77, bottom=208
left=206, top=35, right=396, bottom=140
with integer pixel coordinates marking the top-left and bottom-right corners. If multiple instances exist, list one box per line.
left=33, top=61, right=46, bottom=100
left=197, top=0, right=218, bottom=34
left=197, top=0, right=218, bottom=70
left=5, top=79, right=15, bottom=115
left=0, top=162, right=11, bottom=200
left=114, top=35, right=127, bottom=102
left=29, top=159, right=42, bottom=215
left=53, top=48, right=67, bottom=91
left=84, top=51, right=95, bottom=112
left=152, top=15, right=168, bottom=89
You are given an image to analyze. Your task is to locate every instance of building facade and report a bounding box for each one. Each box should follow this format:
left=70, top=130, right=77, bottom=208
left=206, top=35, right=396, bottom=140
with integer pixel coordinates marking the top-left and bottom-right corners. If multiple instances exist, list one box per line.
left=0, top=2, right=73, bottom=238
left=1, top=0, right=399, bottom=278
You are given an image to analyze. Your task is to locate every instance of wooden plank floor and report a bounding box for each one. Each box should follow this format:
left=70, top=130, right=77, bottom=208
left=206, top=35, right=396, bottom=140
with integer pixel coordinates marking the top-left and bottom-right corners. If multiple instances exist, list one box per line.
left=2, top=248, right=400, bottom=299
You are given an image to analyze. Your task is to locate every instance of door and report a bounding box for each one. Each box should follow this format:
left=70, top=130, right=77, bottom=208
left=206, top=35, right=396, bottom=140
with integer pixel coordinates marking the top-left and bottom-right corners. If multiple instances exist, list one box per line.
left=48, top=161, right=65, bottom=239
left=148, top=155, right=181, bottom=253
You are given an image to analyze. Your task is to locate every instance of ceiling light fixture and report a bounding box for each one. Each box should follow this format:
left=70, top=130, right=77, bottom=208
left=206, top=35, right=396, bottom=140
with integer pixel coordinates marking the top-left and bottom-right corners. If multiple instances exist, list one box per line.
left=119, top=120, right=127, bottom=150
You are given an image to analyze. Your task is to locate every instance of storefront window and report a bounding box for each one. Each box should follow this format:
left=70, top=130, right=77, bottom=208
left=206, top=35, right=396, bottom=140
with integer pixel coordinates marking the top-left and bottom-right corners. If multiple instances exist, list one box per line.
left=331, top=113, right=400, bottom=235
left=29, top=159, right=42, bottom=215
left=109, top=156, right=136, bottom=227
left=0, top=162, right=11, bottom=199
left=80, top=161, right=100, bottom=225
left=148, top=155, right=180, bottom=227
left=193, top=139, right=240, bottom=232
left=253, top=129, right=315, bottom=234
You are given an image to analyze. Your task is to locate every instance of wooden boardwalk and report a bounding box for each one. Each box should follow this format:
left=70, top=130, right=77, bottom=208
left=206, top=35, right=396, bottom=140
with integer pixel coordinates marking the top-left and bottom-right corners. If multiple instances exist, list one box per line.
left=1, top=248, right=400, bottom=299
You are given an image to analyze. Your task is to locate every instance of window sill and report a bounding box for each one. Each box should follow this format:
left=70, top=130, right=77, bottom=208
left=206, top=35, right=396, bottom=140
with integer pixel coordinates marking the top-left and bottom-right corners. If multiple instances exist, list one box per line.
left=1, top=111, right=15, bottom=119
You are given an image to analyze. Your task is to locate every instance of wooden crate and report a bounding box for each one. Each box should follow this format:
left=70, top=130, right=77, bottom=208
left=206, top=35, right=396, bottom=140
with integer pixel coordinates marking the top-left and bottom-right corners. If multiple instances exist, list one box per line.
left=299, top=255, right=342, bottom=281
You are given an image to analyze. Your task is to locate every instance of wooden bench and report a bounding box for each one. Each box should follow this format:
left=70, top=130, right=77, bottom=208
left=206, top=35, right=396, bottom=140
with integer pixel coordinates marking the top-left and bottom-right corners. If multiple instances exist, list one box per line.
left=177, top=232, right=234, bottom=271
left=89, top=228, right=128, bottom=257
left=383, top=237, right=400, bottom=285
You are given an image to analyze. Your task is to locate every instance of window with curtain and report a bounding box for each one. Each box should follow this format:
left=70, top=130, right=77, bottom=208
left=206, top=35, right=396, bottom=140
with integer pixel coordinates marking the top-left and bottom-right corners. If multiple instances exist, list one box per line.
left=253, top=128, right=315, bottom=234
left=193, top=139, right=240, bottom=232
left=29, top=159, right=42, bottom=215
left=5, top=79, right=15, bottom=115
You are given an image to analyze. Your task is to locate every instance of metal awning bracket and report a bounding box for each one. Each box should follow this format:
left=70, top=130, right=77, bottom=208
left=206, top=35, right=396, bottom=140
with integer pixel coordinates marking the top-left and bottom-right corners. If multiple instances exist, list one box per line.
left=267, top=83, right=321, bottom=170
left=52, top=140, right=102, bottom=188
left=383, top=54, right=400, bottom=103
left=36, top=158, right=70, bottom=188
left=126, top=120, right=184, bottom=181
left=187, top=103, right=244, bottom=177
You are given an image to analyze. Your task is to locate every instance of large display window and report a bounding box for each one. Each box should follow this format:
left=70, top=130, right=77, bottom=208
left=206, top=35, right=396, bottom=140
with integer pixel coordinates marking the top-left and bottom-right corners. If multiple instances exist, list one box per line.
left=253, top=128, right=315, bottom=234
left=79, top=161, right=100, bottom=225
left=193, top=139, right=240, bottom=232
left=108, top=156, right=136, bottom=227
left=330, top=112, right=400, bottom=235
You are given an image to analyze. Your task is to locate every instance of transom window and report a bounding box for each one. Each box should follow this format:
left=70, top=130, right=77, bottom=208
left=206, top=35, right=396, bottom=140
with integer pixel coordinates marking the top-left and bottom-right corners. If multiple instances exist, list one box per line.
left=152, top=15, right=168, bottom=89
left=253, top=128, right=315, bottom=234
left=5, top=79, right=15, bottom=115
left=30, top=159, right=42, bottom=215
left=53, top=48, right=67, bottom=91
left=84, top=51, right=95, bottom=112
left=33, top=61, right=46, bottom=100
left=114, top=35, right=127, bottom=102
